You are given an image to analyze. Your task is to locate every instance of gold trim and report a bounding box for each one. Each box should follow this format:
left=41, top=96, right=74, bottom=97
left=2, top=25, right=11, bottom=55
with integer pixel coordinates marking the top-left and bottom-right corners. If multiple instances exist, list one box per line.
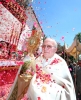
left=27, top=30, right=42, bottom=54
left=0, top=66, right=19, bottom=71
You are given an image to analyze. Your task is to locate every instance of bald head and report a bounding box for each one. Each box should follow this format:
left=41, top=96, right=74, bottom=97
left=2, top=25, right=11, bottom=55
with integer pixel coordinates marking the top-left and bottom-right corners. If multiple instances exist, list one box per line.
left=44, top=38, right=57, bottom=49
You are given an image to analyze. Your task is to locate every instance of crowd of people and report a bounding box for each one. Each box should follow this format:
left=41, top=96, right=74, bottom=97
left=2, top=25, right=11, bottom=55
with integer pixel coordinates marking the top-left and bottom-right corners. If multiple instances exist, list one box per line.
left=68, top=61, right=81, bottom=100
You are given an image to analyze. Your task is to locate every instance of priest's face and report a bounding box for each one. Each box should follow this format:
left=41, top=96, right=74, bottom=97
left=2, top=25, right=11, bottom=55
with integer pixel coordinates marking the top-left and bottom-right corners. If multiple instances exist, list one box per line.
left=42, top=38, right=57, bottom=59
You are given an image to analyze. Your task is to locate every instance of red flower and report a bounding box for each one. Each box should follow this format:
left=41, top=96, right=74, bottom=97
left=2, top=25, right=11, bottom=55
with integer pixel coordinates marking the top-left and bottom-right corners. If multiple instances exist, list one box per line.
left=6, top=0, right=10, bottom=2
left=62, top=85, right=65, bottom=88
left=37, top=97, right=41, bottom=100
left=36, top=64, right=40, bottom=70
left=36, top=65, right=51, bottom=83
left=50, top=58, right=61, bottom=65
left=15, top=61, right=24, bottom=65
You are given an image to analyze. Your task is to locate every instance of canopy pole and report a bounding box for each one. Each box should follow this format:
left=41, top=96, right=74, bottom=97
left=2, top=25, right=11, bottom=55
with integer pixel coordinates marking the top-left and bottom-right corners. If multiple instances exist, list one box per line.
left=76, top=38, right=78, bottom=62
left=75, top=38, right=78, bottom=91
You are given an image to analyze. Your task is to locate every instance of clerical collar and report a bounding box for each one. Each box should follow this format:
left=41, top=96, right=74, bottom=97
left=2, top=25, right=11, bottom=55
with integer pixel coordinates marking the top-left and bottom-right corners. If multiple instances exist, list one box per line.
left=43, top=55, right=55, bottom=62
left=43, top=54, right=55, bottom=62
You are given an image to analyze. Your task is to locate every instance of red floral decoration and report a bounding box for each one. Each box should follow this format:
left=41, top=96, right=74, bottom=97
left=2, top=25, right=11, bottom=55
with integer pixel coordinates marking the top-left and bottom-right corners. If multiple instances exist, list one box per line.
left=1, top=0, right=27, bottom=24
left=36, top=64, right=51, bottom=83
left=50, top=58, right=62, bottom=65
left=37, top=97, right=41, bottom=100
left=10, top=44, right=16, bottom=52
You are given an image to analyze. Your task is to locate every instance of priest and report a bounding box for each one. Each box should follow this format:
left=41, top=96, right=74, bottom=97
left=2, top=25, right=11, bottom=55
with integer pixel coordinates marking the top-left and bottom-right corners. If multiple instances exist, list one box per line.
left=26, top=38, right=76, bottom=100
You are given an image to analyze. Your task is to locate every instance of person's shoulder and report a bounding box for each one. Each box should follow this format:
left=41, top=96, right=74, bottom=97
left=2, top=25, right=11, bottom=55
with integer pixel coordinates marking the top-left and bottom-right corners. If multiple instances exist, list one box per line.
left=55, top=53, right=65, bottom=61
left=55, top=53, right=67, bottom=64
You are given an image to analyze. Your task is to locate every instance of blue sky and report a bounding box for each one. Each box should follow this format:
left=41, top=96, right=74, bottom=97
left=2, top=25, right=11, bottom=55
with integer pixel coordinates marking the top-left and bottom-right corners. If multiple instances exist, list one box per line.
left=32, top=0, right=81, bottom=46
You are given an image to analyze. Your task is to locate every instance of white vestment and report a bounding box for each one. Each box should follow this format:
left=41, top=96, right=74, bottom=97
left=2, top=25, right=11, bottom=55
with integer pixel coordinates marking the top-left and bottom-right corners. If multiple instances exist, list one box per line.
left=27, top=54, right=76, bottom=100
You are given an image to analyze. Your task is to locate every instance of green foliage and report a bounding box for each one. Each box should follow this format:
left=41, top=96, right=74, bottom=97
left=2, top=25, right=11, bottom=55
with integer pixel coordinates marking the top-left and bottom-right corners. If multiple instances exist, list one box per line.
left=68, top=55, right=75, bottom=62
left=20, top=61, right=31, bottom=74
left=56, top=43, right=75, bottom=62
left=57, top=43, right=63, bottom=53
left=74, top=32, right=81, bottom=43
